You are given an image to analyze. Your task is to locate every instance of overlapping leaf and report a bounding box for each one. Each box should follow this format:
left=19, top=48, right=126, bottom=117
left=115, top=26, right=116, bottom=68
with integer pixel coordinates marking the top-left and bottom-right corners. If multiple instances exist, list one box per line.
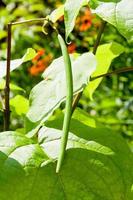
left=90, top=0, right=133, bottom=41
left=0, top=48, right=36, bottom=78
left=64, top=0, right=90, bottom=41
left=27, top=52, right=96, bottom=122
left=85, top=42, right=124, bottom=99
left=0, top=115, right=132, bottom=199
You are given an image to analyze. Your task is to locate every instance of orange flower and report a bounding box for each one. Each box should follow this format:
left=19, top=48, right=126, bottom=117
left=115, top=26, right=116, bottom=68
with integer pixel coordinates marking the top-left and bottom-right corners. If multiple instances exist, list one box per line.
left=76, top=8, right=93, bottom=32
left=32, top=49, right=45, bottom=62
left=67, top=43, right=76, bottom=54
left=29, top=50, right=53, bottom=76
left=79, top=18, right=92, bottom=31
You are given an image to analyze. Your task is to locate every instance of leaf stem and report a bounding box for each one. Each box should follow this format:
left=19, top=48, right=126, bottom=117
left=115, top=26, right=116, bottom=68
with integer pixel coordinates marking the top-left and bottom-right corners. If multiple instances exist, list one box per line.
left=56, top=34, right=73, bottom=173
left=93, top=21, right=107, bottom=55
left=72, top=20, right=106, bottom=113
left=11, top=18, right=46, bottom=26
left=90, top=67, right=133, bottom=81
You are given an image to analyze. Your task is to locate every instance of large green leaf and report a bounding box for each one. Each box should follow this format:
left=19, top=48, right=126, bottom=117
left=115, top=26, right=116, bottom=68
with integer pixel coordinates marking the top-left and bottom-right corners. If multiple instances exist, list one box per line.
left=0, top=118, right=132, bottom=199
left=27, top=52, right=96, bottom=123
left=0, top=48, right=36, bottom=78
left=90, top=0, right=133, bottom=41
left=85, top=42, right=124, bottom=99
left=64, top=0, right=89, bottom=41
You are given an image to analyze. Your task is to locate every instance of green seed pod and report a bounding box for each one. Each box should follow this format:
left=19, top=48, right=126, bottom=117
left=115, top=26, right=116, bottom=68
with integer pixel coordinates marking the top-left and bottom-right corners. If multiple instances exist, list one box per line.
left=56, top=34, right=73, bottom=173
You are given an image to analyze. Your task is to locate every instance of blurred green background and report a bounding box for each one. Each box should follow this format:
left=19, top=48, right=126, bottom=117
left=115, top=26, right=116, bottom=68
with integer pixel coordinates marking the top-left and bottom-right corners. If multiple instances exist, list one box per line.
left=0, top=0, right=133, bottom=149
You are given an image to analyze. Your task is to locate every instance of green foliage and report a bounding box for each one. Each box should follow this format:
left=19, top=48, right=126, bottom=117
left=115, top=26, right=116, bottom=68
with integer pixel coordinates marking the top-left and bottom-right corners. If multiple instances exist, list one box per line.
left=90, top=0, right=133, bottom=41
left=85, top=42, right=124, bottom=99
left=0, top=79, right=24, bottom=92
left=64, top=0, right=89, bottom=41
left=10, top=95, right=29, bottom=116
left=0, top=0, right=132, bottom=198
left=0, top=48, right=36, bottom=78
left=27, top=52, right=96, bottom=123
left=49, top=5, right=64, bottom=23
left=0, top=116, right=132, bottom=199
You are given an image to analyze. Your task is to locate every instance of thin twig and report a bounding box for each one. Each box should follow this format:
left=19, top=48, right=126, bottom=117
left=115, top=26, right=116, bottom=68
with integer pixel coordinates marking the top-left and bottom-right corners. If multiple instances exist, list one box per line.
left=90, top=67, right=133, bottom=81
left=11, top=18, right=46, bottom=26
left=93, top=21, right=107, bottom=54
left=4, top=23, right=11, bottom=131
left=72, top=21, right=107, bottom=113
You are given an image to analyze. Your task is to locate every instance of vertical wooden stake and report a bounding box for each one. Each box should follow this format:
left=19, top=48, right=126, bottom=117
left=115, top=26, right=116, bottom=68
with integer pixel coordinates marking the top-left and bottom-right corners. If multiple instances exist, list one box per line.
left=4, top=23, right=12, bottom=131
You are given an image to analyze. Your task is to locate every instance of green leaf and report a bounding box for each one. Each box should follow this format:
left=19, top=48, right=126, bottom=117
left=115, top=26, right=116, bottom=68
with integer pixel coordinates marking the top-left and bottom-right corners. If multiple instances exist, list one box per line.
left=0, top=119, right=132, bottom=199
left=0, top=30, right=7, bottom=40
left=0, top=79, right=24, bottom=92
left=90, top=0, right=133, bottom=41
left=0, top=48, right=36, bottom=78
left=27, top=52, right=96, bottom=123
left=85, top=42, right=124, bottom=99
left=72, top=107, right=103, bottom=128
left=10, top=95, right=29, bottom=116
left=22, top=48, right=36, bottom=62
left=64, top=0, right=89, bottom=41
left=49, top=5, right=64, bottom=23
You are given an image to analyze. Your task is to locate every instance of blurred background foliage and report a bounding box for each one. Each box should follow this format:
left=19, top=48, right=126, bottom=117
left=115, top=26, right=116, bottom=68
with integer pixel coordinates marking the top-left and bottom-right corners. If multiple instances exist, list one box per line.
left=0, top=0, right=133, bottom=149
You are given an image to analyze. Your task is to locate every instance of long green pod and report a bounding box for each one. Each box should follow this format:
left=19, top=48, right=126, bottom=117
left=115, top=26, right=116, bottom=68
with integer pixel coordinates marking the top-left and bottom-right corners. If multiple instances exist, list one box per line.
left=56, top=34, right=73, bottom=173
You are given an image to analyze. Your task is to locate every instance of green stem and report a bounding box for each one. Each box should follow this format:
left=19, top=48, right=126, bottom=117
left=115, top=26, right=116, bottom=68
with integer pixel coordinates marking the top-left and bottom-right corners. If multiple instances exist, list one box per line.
left=90, top=66, right=133, bottom=81
left=56, top=34, right=73, bottom=173
left=11, top=18, right=46, bottom=26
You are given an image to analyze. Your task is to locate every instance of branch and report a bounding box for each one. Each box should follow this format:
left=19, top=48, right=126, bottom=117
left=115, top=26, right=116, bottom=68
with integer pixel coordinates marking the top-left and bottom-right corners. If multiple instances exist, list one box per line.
left=90, top=67, right=133, bottom=81
left=93, top=21, right=107, bottom=55
left=11, top=18, right=46, bottom=26
left=4, top=23, right=11, bottom=131
left=72, top=20, right=107, bottom=113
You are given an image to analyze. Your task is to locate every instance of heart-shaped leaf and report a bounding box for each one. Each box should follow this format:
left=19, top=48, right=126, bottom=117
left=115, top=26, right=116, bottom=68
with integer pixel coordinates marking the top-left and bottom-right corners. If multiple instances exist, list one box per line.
left=90, top=0, right=133, bottom=41
left=0, top=116, right=132, bottom=199
left=27, top=52, right=96, bottom=123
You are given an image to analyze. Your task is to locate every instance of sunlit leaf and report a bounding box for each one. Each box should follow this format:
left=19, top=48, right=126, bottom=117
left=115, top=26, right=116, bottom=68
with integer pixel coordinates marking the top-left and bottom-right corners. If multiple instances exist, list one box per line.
left=49, top=5, right=64, bottom=23
left=10, top=95, right=29, bottom=116
left=27, top=52, right=96, bottom=123
left=90, top=0, right=133, bottom=41
left=0, top=117, right=132, bottom=199
left=85, top=42, right=124, bottom=99
left=0, top=79, right=24, bottom=92
left=0, top=48, right=36, bottom=78
left=64, top=0, right=90, bottom=41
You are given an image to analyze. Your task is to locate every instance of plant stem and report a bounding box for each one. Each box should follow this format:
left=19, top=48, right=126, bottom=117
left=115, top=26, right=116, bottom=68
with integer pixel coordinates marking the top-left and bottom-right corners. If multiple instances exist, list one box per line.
left=72, top=20, right=106, bottom=113
left=4, top=23, right=11, bottom=131
left=90, top=67, right=133, bottom=81
left=11, top=18, right=46, bottom=26
left=93, top=21, right=107, bottom=54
